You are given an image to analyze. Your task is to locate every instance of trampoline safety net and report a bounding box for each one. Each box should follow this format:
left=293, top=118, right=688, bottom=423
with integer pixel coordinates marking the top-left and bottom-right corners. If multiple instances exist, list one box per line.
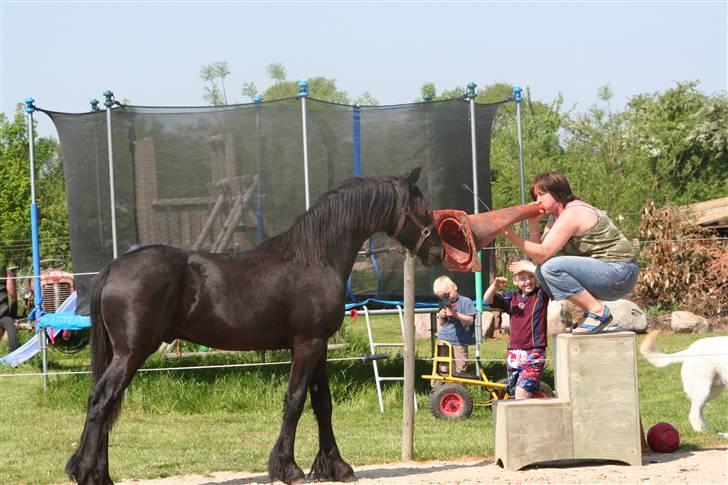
left=44, top=97, right=502, bottom=312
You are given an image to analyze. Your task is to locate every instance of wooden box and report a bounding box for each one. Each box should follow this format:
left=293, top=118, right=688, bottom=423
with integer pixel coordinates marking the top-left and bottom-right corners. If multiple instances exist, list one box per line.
left=493, top=331, right=641, bottom=470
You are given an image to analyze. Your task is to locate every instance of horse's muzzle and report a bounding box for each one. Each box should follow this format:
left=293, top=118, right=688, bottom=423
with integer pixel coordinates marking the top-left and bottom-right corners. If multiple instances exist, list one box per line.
left=424, top=244, right=445, bottom=267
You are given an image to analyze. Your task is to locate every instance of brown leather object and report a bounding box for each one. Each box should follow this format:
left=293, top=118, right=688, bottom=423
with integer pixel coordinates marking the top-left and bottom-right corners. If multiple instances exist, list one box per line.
left=431, top=203, right=544, bottom=272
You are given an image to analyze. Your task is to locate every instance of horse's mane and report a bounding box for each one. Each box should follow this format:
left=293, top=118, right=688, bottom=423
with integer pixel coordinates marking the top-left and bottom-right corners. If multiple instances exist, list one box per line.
left=258, top=175, right=413, bottom=265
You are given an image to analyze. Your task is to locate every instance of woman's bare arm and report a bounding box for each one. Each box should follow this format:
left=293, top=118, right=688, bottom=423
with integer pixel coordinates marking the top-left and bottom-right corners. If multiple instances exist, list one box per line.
left=503, top=208, right=586, bottom=263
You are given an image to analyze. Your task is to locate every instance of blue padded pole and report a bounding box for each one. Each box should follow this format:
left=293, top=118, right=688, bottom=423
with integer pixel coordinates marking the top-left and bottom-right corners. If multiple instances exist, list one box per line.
left=24, top=99, right=42, bottom=314
left=514, top=86, right=528, bottom=242
left=25, top=97, right=48, bottom=392
left=254, top=95, right=265, bottom=243
left=298, top=81, right=311, bottom=209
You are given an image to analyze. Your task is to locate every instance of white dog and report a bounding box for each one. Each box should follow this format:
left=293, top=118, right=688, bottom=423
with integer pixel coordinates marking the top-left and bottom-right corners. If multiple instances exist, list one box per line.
left=640, top=331, right=728, bottom=432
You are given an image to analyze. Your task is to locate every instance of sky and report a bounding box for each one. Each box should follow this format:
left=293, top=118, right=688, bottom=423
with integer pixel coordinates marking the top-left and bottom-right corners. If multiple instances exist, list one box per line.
left=1, top=1, right=726, bottom=138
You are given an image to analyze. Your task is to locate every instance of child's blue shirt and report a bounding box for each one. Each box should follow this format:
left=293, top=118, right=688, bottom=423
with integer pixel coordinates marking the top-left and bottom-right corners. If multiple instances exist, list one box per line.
left=437, top=295, right=477, bottom=345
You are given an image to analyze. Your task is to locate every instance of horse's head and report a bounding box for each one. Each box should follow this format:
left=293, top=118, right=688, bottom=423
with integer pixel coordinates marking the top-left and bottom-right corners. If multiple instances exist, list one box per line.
left=390, top=167, right=444, bottom=267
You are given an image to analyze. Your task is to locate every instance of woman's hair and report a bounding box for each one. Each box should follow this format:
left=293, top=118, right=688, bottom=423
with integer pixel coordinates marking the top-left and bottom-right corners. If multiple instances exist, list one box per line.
left=433, top=275, right=456, bottom=296
left=530, top=171, right=579, bottom=206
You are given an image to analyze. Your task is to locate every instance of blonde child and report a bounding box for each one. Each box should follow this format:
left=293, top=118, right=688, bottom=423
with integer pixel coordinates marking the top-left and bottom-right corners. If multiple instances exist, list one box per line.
left=433, top=275, right=476, bottom=374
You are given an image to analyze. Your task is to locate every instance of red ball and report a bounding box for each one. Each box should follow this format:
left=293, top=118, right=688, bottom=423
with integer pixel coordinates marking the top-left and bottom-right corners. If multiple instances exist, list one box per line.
left=647, top=422, right=680, bottom=453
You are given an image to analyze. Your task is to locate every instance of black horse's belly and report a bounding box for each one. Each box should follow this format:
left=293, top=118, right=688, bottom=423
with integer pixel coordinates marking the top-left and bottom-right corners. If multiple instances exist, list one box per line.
left=180, top=253, right=345, bottom=351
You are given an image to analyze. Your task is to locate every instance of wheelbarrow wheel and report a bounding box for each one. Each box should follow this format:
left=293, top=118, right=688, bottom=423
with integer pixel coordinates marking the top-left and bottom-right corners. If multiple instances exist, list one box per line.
left=429, top=383, right=473, bottom=419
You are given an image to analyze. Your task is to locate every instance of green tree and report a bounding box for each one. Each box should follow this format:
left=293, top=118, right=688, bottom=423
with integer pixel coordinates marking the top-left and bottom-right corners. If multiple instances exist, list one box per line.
left=488, top=85, right=569, bottom=210
left=241, top=82, right=258, bottom=102
left=353, top=91, right=379, bottom=106
left=264, top=76, right=351, bottom=103
left=620, top=81, right=728, bottom=204
left=560, top=86, right=647, bottom=235
left=419, top=82, right=437, bottom=100
left=417, top=82, right=466, bottom=101
left=212, top=61, right=231, bottom=104
left=266, top=62, right=287, bottom=84
left=597, top=83, right=614, bottom=115
left=476, top=82, right=514, bottom=104
left=200, top=61, right=231, bottom=105
left=0, top=106, right=68, bottom=270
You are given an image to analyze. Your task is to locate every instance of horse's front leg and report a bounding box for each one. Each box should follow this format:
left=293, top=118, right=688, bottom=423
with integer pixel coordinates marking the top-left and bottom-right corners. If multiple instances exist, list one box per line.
left=268, top=338, right=325, bottom=485
left=308, top=353, right=355, bottom=482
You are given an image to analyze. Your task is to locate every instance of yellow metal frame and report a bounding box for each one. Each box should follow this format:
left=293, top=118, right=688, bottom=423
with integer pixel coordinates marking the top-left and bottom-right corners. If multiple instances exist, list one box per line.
left=421, top=340, right=511, bottom=406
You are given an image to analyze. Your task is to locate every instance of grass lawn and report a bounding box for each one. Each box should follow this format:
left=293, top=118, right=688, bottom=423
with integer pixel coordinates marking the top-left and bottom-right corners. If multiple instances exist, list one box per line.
left=1, top=316, right=726, bottom=484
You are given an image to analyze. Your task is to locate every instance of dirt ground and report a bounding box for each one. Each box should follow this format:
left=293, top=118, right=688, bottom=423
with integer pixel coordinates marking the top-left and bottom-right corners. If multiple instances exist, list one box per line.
left=120, top=448, right=727, bottom=485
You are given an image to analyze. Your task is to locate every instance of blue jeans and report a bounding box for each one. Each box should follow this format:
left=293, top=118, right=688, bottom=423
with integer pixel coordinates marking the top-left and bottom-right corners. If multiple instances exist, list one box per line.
left=535, top=256, right=639, bottom=302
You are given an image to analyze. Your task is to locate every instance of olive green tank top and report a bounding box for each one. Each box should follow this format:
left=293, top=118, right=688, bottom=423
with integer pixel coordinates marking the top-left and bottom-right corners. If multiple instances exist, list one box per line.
left=561, top=204, right=635, bottom=262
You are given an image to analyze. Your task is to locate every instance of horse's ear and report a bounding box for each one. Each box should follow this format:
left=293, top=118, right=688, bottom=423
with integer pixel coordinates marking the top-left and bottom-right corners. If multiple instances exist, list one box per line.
left=403, top=167, right=421, bottom=185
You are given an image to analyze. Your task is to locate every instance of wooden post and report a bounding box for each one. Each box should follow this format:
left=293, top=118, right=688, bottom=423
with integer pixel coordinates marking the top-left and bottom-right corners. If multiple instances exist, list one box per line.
left=401, top=252, right=415, bottom=460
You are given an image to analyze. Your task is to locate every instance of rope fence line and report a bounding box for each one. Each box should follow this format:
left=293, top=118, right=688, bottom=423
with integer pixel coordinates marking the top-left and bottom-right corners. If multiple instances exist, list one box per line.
left=2, top=351, right=725, bottom=379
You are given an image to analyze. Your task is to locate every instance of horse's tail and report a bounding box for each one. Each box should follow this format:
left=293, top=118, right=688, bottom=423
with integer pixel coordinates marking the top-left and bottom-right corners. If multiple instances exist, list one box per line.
left=90, top=264, right=113, bottom=384
left=89, top=263, right=126, bottom=428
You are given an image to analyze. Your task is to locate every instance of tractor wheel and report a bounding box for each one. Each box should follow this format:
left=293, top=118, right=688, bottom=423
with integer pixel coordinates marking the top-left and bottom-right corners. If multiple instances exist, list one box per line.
left=428, top=383, right=473, bottom=419
left=0, top=316, right=19, bottom=352
left=0, top=279, right=8, bottom=318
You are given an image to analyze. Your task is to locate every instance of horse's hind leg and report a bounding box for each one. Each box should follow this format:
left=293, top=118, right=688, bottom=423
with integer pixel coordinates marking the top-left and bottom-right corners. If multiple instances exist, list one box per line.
left=66, top=354, right=145, bottom=485
left=269, top=338, right=326, bottom=485
left=309, top=354, right=354, bottom=482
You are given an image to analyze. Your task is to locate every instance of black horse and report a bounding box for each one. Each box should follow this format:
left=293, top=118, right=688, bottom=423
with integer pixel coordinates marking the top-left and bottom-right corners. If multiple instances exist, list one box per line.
left=66, top=167, right=443, bottom=485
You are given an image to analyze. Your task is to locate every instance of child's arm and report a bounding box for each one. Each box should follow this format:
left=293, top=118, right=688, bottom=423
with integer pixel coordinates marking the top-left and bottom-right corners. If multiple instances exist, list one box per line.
left=483, top=276, right=508, bottom=304
left=451, top=310, right=474, bottom=325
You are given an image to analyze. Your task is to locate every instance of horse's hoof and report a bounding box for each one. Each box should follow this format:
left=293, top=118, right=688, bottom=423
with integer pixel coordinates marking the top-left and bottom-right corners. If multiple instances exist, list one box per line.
left=310, top=451, right=355, bottom=482
left=338, top=470, right=356, bottom=482
left=284, top=467, right=306, bottom=485
left=269, top=461, right=305, bottom=485
left=335, top=462, right=355, bottom=482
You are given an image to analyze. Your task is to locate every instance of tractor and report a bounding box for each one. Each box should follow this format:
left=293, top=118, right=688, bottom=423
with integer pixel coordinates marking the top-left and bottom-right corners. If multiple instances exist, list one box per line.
left=1, top=260, right=80, bottom=353
left=422, top=340, right=554, bottom=419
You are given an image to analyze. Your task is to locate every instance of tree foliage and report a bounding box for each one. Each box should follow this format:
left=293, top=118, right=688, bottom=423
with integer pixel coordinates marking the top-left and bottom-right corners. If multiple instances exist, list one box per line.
left=0, top=106, right=68, bottom=270
left=262, top=75, right=351, bottom=103
left=241, top=82, right=258, bottom=102
left=203, top=62, right=379, bottom=105
left=619, top=81, right=728, bottom=204
left=266, top=63, right=287, bottom=84
left=200, top=61, right=231, bottom=106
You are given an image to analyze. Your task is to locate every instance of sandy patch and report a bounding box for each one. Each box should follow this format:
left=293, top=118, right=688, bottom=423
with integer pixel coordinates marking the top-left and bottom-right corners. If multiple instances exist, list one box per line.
left=120, top=448, right=727, bottom=484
